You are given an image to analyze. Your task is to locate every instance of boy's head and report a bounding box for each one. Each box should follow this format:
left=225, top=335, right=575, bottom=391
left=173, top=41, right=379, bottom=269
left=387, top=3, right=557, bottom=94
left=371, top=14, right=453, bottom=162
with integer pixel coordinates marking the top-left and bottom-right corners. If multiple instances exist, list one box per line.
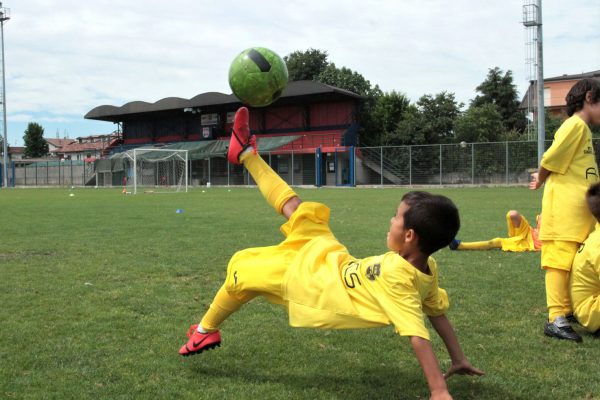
left=566, top=78, right=600, bottom=117
left=388, top=191, right=460, bottom=256
left=586, top=182, right=600, bottom=222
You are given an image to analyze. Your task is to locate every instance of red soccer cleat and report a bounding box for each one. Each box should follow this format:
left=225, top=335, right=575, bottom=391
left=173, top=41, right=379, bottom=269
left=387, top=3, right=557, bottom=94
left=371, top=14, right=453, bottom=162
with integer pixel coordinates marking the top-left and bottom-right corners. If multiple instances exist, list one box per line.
left=227, top=106, right=256, bottom=165
left=179, top=329, right=222, bottom=356
left=187, top=324, right=199, bottom=338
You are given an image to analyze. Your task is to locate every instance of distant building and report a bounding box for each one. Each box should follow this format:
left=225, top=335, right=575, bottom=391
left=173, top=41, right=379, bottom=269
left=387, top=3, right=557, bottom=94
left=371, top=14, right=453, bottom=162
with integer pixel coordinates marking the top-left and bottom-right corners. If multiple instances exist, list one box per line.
left=521, top=70, right=600, bottom=118
left=49, top=133, right=121, bottom=161
left=7, top=146, right=24, bottom=161
left=46, top=133, right=120, bottom=162
left=46, top=138, right=75, bottom=154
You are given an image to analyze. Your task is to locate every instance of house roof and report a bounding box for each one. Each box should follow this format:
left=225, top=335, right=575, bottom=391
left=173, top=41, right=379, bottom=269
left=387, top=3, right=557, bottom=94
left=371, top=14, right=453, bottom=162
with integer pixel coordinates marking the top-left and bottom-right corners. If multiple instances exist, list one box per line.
left=544, top=70, right=600, bottom=82
left=50, top=138, right=118, bottom=154
left=84, top=80, right=364, bottom=122
left=46, top=138, right=75, bottom=148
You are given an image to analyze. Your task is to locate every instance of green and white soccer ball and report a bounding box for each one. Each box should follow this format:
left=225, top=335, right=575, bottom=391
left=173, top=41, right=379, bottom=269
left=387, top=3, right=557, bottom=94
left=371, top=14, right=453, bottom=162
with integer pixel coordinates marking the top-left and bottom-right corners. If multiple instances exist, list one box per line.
left=228, top=47, right=288, bottom=107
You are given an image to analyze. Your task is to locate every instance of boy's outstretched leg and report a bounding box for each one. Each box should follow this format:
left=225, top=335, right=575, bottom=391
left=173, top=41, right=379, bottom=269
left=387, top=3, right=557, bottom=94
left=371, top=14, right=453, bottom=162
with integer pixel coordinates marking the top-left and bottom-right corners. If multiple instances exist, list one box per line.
left=228, top=106, right=301, bottom=219
left=179, top=284, right=257, bottom=356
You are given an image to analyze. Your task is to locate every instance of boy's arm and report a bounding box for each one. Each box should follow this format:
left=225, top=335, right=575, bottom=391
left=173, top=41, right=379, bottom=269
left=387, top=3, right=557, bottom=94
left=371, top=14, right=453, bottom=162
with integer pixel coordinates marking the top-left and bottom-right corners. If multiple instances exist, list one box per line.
left=428, top=314, right=485, bottom=379
left=409, top=336, right=452, bottom=400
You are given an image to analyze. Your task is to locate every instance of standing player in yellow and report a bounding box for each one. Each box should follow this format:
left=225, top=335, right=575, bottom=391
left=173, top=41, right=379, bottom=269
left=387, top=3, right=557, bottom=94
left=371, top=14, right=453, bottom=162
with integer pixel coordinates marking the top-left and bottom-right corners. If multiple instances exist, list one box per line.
left=530, top=78, right=600, bottom=342
left=180, top=107, right=484, bottom=400
left=570, top=182, right=600, bottom=336
left=449, top=210, right=541, bottom=252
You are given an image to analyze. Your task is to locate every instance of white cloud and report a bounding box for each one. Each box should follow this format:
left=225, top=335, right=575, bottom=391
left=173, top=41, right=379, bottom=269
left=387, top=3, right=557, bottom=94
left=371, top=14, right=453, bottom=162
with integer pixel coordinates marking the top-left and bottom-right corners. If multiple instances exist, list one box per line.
left=3, top=0, right=599, bottom=145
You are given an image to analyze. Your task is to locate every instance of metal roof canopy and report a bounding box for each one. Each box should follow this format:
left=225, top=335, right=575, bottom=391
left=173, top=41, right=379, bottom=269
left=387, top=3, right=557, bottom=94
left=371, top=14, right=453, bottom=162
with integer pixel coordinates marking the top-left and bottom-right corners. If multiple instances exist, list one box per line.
left=108, top=136, right=301, bottom=162
left=84, top=80, right=364, bottom=122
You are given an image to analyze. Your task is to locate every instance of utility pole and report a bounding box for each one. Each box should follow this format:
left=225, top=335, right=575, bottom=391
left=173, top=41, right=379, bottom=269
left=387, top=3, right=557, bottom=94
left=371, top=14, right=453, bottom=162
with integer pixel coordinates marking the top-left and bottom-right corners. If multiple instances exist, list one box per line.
left=0, top=2, right=9, bottom=188
left=523, top=0, right=545, bottom=166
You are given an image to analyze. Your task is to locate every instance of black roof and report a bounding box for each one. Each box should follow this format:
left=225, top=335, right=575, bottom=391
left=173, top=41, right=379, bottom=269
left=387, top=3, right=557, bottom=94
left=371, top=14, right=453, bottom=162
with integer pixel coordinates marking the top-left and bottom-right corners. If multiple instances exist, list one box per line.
left=85, top=80, right=364, bottom=122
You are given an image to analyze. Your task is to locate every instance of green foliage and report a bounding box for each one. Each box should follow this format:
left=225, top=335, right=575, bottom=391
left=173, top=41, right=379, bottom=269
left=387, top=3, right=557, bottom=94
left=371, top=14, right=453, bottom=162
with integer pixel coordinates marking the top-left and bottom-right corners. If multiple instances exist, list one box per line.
left=414, top=92, right=462, bottom=143
left=471, top=67, right=527, bottom=133
left=284, top=48, right=329, bottom=82
left=391, top=105, right=425, bottom=145
left=283, top=49, right=531, bottom=147
left=318, top=63, right=379, bottom=98
left=541, top=111, right=568, bottom=139
left=23, top=122, right=49, bottom=158
left=3, top=187, right=600, bottom=400
left=454, top=103, right=505, bottom=143
left=369, top=91, right=411, bottom=146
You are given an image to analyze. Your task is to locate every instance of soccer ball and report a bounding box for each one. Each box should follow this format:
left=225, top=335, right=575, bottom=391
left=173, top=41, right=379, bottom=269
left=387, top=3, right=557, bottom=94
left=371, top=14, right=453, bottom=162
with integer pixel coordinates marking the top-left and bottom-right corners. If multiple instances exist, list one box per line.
left=228, top=47, right=288, bottom=107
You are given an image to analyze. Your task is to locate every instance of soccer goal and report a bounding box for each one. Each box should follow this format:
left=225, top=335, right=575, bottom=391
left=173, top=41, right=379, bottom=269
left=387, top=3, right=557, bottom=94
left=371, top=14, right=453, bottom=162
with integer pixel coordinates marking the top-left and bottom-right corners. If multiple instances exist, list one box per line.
left=124, top=148, right=188, bottom=194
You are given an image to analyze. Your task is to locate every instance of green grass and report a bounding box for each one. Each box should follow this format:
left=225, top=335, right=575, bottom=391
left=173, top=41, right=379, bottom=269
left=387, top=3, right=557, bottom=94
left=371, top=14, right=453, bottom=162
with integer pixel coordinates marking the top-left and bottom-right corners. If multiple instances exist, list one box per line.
left=1, top=186, right=600, bottom=399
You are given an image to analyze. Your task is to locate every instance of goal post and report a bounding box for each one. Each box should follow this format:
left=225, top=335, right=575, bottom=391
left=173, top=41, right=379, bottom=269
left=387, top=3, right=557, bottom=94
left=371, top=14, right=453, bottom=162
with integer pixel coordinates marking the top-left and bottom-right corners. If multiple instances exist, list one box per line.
left=124, top=148, right=188, bottom=194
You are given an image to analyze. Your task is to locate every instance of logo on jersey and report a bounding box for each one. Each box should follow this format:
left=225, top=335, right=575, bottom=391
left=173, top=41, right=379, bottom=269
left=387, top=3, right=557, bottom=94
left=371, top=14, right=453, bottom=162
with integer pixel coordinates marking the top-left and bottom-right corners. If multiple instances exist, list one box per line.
left=585, top=167, right=598, bottom=180
left=366, top=263, right=381, bottom=281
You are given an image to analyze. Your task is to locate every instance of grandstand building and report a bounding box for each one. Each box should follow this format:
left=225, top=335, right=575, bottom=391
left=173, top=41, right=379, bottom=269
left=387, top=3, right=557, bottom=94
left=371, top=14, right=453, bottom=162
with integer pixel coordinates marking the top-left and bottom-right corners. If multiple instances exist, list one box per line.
left=85, top=80, right=363, bottom=187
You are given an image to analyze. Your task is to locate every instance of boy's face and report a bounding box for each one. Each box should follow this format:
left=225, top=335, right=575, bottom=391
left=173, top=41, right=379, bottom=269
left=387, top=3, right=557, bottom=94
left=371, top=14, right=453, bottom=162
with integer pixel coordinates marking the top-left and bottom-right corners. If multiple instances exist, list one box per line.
left=387, top=201, right=410, bottom=252
left=587, top=93, right=600, bottom=125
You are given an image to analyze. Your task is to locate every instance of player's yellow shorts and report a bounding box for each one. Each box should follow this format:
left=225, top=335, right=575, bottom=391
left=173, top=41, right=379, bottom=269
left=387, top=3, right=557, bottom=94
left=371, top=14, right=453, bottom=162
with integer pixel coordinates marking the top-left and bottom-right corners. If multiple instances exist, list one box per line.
left=223, top=202, right=333, bottom=304
left=541, top=240, right=580, bottom=271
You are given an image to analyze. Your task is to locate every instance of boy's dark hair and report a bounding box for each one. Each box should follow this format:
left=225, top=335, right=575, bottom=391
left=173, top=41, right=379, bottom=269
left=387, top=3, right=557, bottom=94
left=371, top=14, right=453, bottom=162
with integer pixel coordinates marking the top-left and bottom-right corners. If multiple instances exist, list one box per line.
left=401, top=191, right=460, bottom=255
left=586, top=182, right=600, bottom=222
left=566, top=78, right=600, bottom=117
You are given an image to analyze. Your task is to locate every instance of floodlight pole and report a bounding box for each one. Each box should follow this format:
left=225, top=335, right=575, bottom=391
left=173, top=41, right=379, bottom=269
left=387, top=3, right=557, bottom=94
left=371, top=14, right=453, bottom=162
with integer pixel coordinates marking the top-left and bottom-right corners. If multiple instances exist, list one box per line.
left=0, top=3, right=9, bottom=188
left=535, top=0, right=545, bottom=166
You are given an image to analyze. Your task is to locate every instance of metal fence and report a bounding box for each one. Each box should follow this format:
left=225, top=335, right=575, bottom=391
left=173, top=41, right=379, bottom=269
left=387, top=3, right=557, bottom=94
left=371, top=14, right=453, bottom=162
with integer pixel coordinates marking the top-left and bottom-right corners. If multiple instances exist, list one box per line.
left=4, top=139, right=600, bottom=188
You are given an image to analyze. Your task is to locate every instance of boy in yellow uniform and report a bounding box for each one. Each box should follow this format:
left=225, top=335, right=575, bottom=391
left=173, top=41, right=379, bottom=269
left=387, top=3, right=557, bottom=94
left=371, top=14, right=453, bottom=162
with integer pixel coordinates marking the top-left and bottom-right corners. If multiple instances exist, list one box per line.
left=570, top=182, right=600, bottom=336
left=180, top=107, right=484, bottom=400
left=449, top=210, right=541, bottom=252
left=530, top=78, right=600, bottom=342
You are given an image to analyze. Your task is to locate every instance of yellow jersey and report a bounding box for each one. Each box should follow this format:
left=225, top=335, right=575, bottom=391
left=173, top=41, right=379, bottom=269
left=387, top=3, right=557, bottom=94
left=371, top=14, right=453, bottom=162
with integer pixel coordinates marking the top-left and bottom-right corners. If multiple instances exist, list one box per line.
left=570, top=223, right=600, bottom=332
left=540, top=115, right=599, bottom=242
left=283, top=235, right=448, bottom=340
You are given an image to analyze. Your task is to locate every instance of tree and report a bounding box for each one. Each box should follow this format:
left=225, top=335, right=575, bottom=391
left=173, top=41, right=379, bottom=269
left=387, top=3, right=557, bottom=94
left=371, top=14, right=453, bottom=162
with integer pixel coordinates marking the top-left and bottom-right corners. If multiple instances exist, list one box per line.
left=390, top=105, right=426, bottom=145
left=454, top=103, right=505, bottom=143
left=284, top=49, right=329, bottom=82
left=318, top=63, right=380, bottom=97
left=415, top=92, right=462, bottom=143
left=23, top=122, right=48, bottom=158
left=471, top=67, right=527, bottom=132
left=368, top=90, right=411, bottom=145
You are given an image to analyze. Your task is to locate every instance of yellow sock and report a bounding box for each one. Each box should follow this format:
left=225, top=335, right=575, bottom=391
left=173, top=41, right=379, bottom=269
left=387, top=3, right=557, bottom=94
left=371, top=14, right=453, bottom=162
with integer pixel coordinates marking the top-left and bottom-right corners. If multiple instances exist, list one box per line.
left=240, top=152, right=297, bottom=215
left=200, top=285, right=256, bottom=332
left=458, top=238, right=502, bottom=250
left=545, top=268, right=571, bottom=322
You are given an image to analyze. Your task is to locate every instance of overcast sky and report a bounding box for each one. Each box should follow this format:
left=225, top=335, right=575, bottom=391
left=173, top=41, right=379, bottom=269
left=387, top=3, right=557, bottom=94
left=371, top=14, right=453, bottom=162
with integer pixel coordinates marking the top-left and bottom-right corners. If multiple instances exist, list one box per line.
left=3, top=0, right=599, bottom=146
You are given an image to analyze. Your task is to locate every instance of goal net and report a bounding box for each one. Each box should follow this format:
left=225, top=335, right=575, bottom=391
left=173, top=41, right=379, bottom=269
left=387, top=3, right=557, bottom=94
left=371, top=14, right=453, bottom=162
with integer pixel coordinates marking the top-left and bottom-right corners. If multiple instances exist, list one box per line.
left=124, top=148, right=188, bottom=194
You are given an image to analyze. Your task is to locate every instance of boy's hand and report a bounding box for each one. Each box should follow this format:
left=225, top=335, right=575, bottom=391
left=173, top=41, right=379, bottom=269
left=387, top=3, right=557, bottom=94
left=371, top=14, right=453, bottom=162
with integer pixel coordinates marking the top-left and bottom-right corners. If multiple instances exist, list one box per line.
left=529, top=172, right=542, bottom=190
left=443, top=359, right=485, bottom=379
left=430, top=389, right=453, bottom=400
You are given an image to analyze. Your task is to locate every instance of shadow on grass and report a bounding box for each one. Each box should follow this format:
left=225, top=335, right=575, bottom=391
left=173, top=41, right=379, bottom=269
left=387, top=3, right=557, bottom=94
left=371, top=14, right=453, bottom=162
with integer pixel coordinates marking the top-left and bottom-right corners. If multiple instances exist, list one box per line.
left=187, top=361, right=525, bottom=400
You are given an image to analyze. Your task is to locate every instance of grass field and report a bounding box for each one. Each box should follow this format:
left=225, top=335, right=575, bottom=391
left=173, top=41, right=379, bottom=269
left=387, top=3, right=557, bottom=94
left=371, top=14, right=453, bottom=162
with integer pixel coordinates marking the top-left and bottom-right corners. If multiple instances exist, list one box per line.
left=2, top=186, right=600, bottom=399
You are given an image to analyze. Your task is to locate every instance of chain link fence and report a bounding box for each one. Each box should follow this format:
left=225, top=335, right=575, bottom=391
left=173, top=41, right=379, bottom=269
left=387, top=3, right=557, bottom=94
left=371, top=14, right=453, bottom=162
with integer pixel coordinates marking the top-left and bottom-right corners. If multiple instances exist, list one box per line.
left=4, top=139, right=599, bottom=187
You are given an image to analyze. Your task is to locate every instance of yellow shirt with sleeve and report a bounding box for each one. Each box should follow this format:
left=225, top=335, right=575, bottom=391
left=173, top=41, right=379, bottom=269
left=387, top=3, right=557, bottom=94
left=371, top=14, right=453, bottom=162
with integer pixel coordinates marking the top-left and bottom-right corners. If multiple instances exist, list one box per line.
left=540, top=115, right=599, bottom=242
left=570, top=223, right=600, bottom=332
left=283, top=236, right=448, bottom=340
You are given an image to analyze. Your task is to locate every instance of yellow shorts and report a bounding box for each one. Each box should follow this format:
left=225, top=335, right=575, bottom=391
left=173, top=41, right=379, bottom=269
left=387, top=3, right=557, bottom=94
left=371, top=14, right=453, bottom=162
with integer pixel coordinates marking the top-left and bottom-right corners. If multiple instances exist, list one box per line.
left=541, top=240, right=580, bottom=271
left=223, top=202, right=333, bottom=304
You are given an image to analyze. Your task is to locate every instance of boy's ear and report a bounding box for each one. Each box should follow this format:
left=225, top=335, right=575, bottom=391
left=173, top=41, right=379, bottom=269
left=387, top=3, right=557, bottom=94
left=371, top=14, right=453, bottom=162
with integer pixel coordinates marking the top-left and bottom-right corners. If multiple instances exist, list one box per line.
left=405, top=228, right=418, bottom=243
left=585, top=90, right=593, bottom=103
